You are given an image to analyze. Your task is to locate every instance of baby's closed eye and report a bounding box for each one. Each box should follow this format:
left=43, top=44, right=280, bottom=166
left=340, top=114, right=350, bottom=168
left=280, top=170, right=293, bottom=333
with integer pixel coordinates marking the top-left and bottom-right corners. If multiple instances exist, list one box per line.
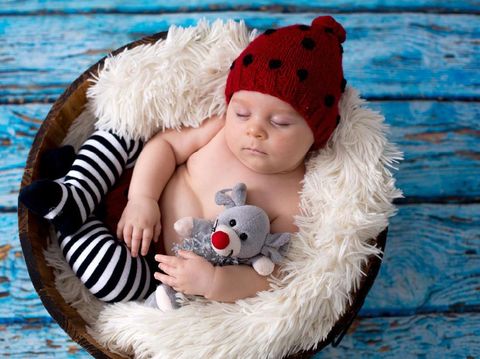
left=270, top=119, right=291, bottom=127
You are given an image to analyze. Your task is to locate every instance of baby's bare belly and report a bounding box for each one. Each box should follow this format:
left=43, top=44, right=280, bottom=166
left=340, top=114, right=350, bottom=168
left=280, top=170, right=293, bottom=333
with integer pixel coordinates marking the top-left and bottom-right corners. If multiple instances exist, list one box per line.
left=158, top=165, right=202, bottom=255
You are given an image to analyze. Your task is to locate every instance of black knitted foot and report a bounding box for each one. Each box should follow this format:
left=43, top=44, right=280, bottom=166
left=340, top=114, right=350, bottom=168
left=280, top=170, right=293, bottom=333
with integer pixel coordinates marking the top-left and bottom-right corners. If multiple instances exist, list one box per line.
left=19, top=179, right=84, bottom=236
left=19, top=179, right=64, bottom=217
left=39, top=145, right=76, bottom=179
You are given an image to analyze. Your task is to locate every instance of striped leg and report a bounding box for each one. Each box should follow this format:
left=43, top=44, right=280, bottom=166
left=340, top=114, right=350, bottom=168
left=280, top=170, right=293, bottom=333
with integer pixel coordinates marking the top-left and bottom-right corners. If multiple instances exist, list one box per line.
left=19, top=130, right=143, bottom=236
left=58, top=215, right=157, bottom=302
left=62, top=130, right=143, bottom=224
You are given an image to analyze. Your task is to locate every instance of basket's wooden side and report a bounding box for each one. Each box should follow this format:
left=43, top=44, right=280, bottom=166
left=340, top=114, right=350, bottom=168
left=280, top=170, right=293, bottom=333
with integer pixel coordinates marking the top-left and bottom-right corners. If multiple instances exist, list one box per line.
left=18, top=31, right=168, bottom=359
left=18, top=80, right=121, bottom=359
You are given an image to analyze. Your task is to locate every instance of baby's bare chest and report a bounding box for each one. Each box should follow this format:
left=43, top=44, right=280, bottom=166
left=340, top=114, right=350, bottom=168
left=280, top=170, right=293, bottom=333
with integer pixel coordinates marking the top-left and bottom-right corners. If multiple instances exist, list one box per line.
left=186, top=140, right=297, bottom=219
left=158, top=135, right=302, bottom=254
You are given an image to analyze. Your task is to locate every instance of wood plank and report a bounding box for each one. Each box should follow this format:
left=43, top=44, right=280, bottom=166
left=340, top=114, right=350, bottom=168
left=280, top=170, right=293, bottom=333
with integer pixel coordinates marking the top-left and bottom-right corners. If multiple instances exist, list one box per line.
left=316, top=312, right=480, bottom=357
left=0, top=104, right=46, bottom=210
left=1, top=100, right=479, bottom=210
left=1, top=202, right=479, bottom=320
left=2, top=0, right=479, bottom=14
left=361, top=204, right=480, bottom=316
left=1, top=13, right=479, bottom=103
left=0, top=312, right=478, bottom=357
left=369, top=100, right=480, bottom=201
left=0, top=322, right=88, bottom=358
left=0, top=214, right=51, bottom=320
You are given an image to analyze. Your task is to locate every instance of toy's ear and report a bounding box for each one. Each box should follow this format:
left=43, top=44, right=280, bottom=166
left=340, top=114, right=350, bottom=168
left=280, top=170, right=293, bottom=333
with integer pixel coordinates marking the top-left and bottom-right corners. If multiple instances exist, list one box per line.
left=261, top=233, right=291, bottom=263
left=215, top=188, right=235, bottom=208
left=231, top=183, right=247, bottom=206
left=215, top=183, right=247, bottom=208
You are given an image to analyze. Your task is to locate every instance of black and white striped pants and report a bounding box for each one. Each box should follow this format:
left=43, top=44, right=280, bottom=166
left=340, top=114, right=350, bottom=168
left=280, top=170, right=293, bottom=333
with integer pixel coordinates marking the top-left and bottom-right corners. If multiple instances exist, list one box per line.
left=57, top=216, right=157, bottom=302
left=56, top=130, right=156, bottom=302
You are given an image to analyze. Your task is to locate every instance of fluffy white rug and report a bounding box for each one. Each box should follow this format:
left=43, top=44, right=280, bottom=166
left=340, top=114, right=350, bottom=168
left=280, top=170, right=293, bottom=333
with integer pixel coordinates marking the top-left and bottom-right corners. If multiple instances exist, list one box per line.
left=44, top=18, right=403, bottom=358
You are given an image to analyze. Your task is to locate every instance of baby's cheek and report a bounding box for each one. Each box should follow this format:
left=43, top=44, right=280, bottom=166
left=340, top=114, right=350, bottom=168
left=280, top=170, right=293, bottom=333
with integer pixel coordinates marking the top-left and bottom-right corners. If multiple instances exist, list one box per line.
left=276, top=138, right=310, bottom=164
left=225, top=128, right=240, bottom=152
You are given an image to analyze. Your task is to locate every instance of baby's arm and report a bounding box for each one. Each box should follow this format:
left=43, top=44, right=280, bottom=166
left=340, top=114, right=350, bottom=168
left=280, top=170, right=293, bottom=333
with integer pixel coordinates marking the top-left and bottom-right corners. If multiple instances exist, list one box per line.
left=117, top=115, right=224, bottom=257
left=205, top=265, right=274, bottom=302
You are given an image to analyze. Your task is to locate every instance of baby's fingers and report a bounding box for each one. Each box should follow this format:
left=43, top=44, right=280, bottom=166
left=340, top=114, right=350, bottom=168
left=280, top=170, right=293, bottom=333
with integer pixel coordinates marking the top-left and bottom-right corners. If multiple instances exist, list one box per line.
left=154, top=272, right=177, bottom=290
left=116, top=216, right=125, bottom=240
left=130, top=227, right=143, bottom=257
left=141, top=228, right=153, bottom=256
left=123, top=224, right=133, bottom=247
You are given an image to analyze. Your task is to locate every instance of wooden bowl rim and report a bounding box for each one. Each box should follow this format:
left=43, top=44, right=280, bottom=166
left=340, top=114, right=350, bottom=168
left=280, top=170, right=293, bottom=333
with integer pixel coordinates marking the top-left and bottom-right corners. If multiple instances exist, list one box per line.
left=17, top=29, right=388, bottom=358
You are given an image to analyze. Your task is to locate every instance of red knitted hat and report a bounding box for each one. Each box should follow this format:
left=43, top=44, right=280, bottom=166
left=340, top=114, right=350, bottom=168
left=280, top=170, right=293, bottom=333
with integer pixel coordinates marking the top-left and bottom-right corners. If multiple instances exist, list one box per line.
left=225, top=16, right=347, bottom=150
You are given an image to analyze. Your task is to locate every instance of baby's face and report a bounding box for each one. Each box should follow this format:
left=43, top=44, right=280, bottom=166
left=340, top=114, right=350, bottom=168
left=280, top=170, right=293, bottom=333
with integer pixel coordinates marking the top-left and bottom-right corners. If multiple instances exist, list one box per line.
left=224, top=90, right=314, bottom=174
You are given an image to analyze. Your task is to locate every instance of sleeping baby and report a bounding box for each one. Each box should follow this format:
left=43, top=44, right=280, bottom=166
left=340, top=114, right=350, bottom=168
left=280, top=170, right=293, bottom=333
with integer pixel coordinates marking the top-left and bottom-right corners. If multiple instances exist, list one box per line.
left=19, top=15, right=347, bottom=304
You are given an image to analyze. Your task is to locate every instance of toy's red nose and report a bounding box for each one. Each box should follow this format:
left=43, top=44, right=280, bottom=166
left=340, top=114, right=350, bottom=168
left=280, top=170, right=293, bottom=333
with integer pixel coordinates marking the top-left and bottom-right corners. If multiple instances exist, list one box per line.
left=211, top=231, right=230, bottom=250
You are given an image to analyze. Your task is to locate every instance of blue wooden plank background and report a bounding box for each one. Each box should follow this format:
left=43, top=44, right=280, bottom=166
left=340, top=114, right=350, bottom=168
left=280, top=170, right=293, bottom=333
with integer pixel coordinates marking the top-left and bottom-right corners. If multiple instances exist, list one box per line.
left=0, top=0, right=479, bottom=357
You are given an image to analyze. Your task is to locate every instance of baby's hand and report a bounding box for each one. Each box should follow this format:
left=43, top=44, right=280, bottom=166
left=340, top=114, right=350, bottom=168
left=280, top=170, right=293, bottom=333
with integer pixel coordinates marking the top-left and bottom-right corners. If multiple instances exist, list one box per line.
left=154, top=250, right=215, bottom=297
left=116, top=196, right=161, bottom=257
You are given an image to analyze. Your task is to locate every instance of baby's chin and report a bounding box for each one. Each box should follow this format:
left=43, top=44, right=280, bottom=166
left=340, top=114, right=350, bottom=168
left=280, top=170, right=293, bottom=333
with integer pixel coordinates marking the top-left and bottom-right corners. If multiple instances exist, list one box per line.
left=238, top=154, right=300, bottom=175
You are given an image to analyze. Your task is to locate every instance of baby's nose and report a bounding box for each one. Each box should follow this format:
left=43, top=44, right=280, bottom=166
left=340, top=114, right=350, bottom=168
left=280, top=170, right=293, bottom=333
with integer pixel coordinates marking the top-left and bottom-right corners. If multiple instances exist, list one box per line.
left=247, top=124, right=267, bottom=139
left=211, top=231, right=230, bottom=249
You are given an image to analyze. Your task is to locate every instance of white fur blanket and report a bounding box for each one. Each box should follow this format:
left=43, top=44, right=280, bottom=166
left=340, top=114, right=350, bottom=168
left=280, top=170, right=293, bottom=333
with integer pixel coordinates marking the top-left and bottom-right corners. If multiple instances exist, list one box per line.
left=45, top=19, right=403, bottom=358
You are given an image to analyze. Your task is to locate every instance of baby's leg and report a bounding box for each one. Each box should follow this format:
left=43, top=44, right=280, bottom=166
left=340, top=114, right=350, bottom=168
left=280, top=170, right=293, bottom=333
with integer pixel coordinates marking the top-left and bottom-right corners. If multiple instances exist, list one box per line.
left=58, top=215, right=156, bottom=302
left=20, top=130, right=143, bottom=235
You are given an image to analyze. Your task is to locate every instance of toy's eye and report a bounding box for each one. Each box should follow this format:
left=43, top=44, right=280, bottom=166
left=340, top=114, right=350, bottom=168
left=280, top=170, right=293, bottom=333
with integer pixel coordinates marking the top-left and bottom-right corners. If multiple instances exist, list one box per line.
left=229, top=219, right=236, bottom=227
left=239, top=233, right=248, bottom=241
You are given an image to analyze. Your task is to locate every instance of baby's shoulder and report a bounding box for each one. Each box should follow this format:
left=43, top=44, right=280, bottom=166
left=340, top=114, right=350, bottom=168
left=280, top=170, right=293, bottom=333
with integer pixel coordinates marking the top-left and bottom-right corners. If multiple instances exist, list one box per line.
left=264, top=177, right=304, bottom=233
left=154, top=114, right=225, bottom=163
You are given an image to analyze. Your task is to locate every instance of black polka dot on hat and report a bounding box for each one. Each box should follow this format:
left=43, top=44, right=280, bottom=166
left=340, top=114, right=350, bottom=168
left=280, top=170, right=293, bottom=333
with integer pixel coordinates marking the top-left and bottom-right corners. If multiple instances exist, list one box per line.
left=298, top=25, right=310, bottom=31
left=264, top=29, right=276, bottom=35
left=340, top=44, right=344, bottom=54
left=301, top=37, right=316, bottom=50
left=325, top=27, right=334, bottom=34
left=269, top=59, right=282, bottom=69
left=230, top=60, right=235, bottom=70
left=341, top=78, right=347, bottom=92
left=243, top=54, right=253, bottom=67
left=324, top=95, right=335, bottom=107
left=297, top=68, right=308, bottom=82
left=336, top=115, right=341, bottom=126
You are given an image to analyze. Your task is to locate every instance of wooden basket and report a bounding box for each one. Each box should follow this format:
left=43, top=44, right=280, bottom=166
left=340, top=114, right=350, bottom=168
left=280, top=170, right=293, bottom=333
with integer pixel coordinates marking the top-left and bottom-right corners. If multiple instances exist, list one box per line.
left=18, top=31, right=388, bottom=358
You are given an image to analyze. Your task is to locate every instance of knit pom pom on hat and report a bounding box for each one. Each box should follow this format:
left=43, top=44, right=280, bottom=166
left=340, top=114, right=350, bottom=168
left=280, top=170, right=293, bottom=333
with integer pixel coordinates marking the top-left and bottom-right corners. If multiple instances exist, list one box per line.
left=225, top=15, right=347, bottom=150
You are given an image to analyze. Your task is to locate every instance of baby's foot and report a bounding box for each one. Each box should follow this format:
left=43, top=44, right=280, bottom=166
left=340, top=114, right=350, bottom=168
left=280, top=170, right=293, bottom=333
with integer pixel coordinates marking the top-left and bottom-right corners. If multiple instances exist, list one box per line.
left=39, top=145, right=76, bottom=179
left=19, top=179, right=84, bottom=235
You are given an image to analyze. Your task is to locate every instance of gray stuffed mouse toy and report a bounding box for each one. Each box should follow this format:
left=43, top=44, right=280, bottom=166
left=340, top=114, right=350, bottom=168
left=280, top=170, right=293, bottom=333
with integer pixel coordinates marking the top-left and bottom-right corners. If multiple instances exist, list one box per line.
left=146, top=183, right=291, bottom=310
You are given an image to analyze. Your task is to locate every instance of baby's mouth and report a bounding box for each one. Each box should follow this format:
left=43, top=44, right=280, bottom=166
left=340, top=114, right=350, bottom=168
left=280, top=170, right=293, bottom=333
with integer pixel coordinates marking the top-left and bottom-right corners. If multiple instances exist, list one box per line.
left=243, top=147, right=267, bottom=155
